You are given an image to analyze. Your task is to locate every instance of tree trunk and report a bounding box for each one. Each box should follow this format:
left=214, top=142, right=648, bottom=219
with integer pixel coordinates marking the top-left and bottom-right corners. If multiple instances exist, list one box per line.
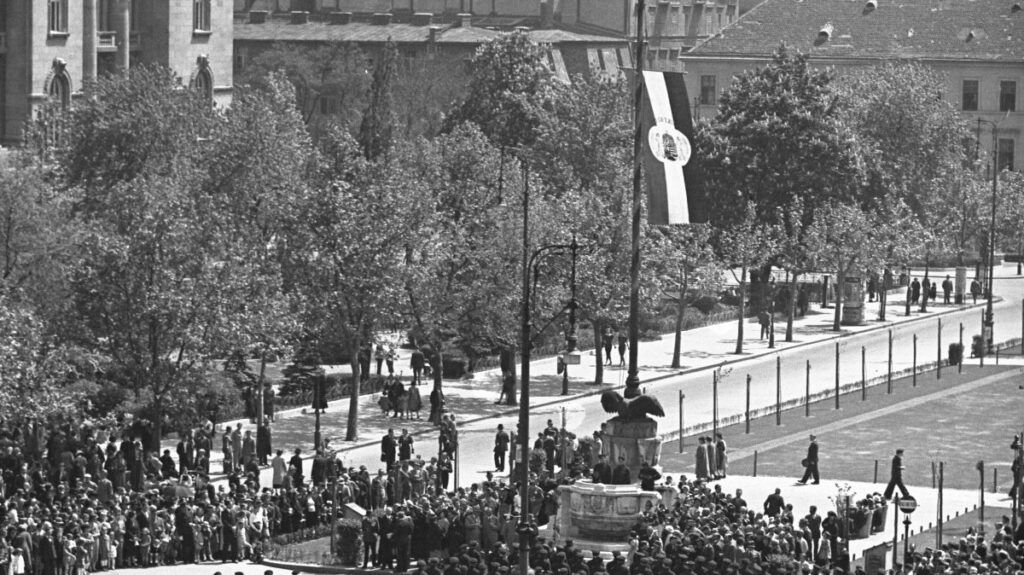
left=786, top=273, right=799, bottom=342
left=257, top=349, right=267, bottom=424
left=735, top=267, right=746, bottom=354
left=671, top=268, right=689, bottom=368
left=878, top=274, right=887, bottom=321
left=833, top=268, right=845, bottom=331
left=345, top=339, right=361, bottom=442
left=593, top=319, right=605, bottom=385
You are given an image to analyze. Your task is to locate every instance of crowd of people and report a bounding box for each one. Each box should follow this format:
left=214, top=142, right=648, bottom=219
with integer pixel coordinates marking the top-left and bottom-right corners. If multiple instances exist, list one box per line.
left=1, top=385, right=1022, bottom=575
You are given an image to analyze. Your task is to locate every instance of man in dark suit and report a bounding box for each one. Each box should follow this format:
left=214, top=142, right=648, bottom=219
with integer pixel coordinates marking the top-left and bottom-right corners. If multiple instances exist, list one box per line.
left=494, top=424, right=510, bottom=472
left=797, top=434, right=820, bottom=485
left=883, top=448, right=911, bottom=500
left=381, top=429, right=398, bottom=469
left=411, top=348, right=425, bottom=386
left=592, top=453, right=612, bottom=484
left=393, top=510, right=415, bottom=572
left=611, top=455, right=631, bottom=485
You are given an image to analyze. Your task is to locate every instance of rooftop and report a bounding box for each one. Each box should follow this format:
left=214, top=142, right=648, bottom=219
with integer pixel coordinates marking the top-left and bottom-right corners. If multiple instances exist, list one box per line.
left=234, top=16, right=624, bottom=45
left=689, top=0, right=1024, bottom=61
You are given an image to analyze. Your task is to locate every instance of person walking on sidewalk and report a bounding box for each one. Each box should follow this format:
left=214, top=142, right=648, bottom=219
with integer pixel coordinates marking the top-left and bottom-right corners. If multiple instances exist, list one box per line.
left=883, top=448, right=911, bottom=500
left=617, top=334, right=628, bottom=367
left=602, top=328, right=614, bottom=366
left=758, top=309, right=771, bottom=340
left=911, top=277, right=921, bottom=304
left=942, top=275, right=953, bottom=304
left=971, top=278, right=983, bottom=304
left=494, top=424, right=510, bottom=472
left=797, top=434, right=820, bottom=485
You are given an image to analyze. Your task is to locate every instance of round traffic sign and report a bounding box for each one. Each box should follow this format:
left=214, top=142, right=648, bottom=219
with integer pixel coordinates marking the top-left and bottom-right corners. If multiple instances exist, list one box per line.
left=897, top=496, right=917, bottom=514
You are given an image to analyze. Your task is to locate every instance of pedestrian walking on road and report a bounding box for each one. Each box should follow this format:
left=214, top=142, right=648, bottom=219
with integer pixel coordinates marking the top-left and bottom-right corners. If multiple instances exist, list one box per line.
left=797, top=434, right=820, bottom=485
left=494, top=424, right=509, bottom=472
left=883, top=448, right=911, bottom=500
left=617, top=334, right=628, bottom=367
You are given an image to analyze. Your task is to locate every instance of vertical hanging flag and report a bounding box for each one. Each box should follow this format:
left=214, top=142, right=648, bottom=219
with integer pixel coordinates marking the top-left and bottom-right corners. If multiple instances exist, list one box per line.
left=640, top=70, right=702, bottom=225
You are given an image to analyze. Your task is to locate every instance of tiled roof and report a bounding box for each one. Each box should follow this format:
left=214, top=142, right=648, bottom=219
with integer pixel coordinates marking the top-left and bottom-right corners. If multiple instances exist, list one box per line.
left=689, top=0, right=1024, bottom=61
left=236, top=19, right=623, bottom=45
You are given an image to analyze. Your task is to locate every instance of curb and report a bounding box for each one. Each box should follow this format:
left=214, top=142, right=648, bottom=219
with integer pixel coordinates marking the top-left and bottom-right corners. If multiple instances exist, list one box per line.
left=261, top=558, right=395, bottom=574
left=323, top=298, right=995, bottom=456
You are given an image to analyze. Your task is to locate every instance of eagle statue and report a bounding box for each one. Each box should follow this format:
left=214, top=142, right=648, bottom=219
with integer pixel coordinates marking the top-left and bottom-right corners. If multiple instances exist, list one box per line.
left=600, top=390, right=665, bottom=422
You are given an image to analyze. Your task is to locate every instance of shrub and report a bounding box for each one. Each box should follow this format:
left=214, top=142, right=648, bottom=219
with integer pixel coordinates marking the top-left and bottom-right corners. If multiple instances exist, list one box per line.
left=333, top=518, right=363, bottom=566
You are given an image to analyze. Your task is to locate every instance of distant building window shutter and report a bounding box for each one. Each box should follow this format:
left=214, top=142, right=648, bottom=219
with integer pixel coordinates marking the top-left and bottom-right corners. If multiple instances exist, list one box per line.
left=700, top=75, right=716, bottom=105
left=194, top=0, right=211, bottom=32
left=48, top=0, right=68, bottom=33
left=997, top=138, right=1014, bottom=172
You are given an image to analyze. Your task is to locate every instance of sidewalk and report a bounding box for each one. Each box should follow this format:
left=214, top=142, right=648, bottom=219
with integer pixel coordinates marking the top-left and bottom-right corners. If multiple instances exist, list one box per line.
left=172, top=266, right=1008, bottom=479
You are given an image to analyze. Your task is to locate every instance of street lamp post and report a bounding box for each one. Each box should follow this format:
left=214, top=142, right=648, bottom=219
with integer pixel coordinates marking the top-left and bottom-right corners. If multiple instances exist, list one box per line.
left=979, top=119, right=1000, bottom=355
left=562, top=235, right=580, bottom=396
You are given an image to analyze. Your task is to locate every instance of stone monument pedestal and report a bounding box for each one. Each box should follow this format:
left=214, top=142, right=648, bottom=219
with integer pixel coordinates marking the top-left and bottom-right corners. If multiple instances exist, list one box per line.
left=554, top=481, right=663, bottom=552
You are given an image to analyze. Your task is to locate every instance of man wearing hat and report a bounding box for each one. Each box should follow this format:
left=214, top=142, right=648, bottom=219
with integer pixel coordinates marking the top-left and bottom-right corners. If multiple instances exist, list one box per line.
left=797, top=435, right=819, bottom=485
left=883, top=448, right=911, bottom=500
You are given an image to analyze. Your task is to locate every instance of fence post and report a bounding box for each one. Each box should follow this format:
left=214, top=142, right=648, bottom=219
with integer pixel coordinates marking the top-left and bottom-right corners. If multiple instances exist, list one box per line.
left=678, top=391, right=685, bottom=453
left=994, top=468, right=998, bottom=493
left=887, top=330, right=893, bottom=394
left=932, top=460, right=936, bottom=489
left=861, top=346, right=866, bottom=401
left=712, top=369, right=719, bottom=439
left=805, top=360, right=811, bottom=417
left=913, top=334, right=918, bottom=387
left=753, top=450, right=758, bottom=477
left=959, top=323, right=964, bottom=374
left=776, top=356, right=782, bottom=426
left=745, top=375, right=751, bottom=435
left=835, top=341, right=840, bottom=410
left=937, top=318, right=942, bottom=380
left=873, top=459, right=878, bottom=483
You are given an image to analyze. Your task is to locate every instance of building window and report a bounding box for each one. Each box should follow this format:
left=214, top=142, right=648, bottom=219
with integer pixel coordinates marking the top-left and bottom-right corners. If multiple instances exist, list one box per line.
left=962, top=80, right=979, bottom=111
left=49, top=74, right=70, bottom=110
left=1000, top=81, right=1017, bottom=112
left=700, top=75, right=716, bottom=106
left=193, top=0, right=211, bottom=32
left=998, top=138, right=1014, bottom=171
left=193, top=68, right=213, bottom=102
left=48, top=0, right=68, bottom=34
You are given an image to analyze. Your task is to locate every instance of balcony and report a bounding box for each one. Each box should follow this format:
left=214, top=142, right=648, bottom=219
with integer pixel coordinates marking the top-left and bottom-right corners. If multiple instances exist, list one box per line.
left=97, top=31, right=117, bottom=51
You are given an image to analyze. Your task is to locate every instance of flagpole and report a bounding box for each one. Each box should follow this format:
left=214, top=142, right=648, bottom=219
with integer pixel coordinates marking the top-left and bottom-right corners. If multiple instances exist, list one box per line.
left=625, top=0, right=647, bottom=399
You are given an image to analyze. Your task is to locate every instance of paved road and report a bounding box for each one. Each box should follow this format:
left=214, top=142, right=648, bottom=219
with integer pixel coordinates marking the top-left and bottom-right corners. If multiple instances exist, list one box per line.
left=226, top=265, right=1023, bottom=490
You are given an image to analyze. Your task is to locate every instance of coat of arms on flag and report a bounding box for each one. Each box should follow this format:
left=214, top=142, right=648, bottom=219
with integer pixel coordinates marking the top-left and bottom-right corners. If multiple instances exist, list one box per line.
left=639, top=70, right=703, bottom=226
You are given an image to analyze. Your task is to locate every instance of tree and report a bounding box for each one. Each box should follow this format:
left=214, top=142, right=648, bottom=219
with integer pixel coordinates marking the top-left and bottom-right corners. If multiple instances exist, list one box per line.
left=242, top=42, right=370, bottom=128
left=358, top=40, right=398, bottom=161
left=44, top=65, right=313, bottom=443
left=529, top=75, right=648, bottom=386
left=805, top=202, right=872, bottom=331
left=773, top=199, right=811, bottom=342
left=649, top=224, right=721, bottom=367
left=0, top=290, right=83, bottom=423
left=837, top=62, right=973, bottom=223
left=864, top=198, right=922, bottom=320
left=717, top=203, right=778, bottom=354
left=700, top=44, right=864, bottom=230
left=393, top=54, right=468, bottom=139
left=443, top=31, right=553, bottom=149
left=291, top=129, right=430, bottom=441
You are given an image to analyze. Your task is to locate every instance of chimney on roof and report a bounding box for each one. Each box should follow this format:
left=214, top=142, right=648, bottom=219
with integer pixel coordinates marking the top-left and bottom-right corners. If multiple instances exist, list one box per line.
left=372, top=12, right=393, bottom=25
left=249, top=10, right=269, bottom=23
left=818, top=22, right=833, bottom=41
left=290, top=11, right=309, bottom=24
left=864, top=0, right=877, bottom=11
left=412, top=12, right=434, bottom=25
left=428, top=25, right=441, bottom=42
left=457, top=12, right=472, bottom=27
left=1013, top=2, right=1021, bottom=12
left=515, top=25, right=530, bottom=33
left=329, top=11, right=352, bottom=24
